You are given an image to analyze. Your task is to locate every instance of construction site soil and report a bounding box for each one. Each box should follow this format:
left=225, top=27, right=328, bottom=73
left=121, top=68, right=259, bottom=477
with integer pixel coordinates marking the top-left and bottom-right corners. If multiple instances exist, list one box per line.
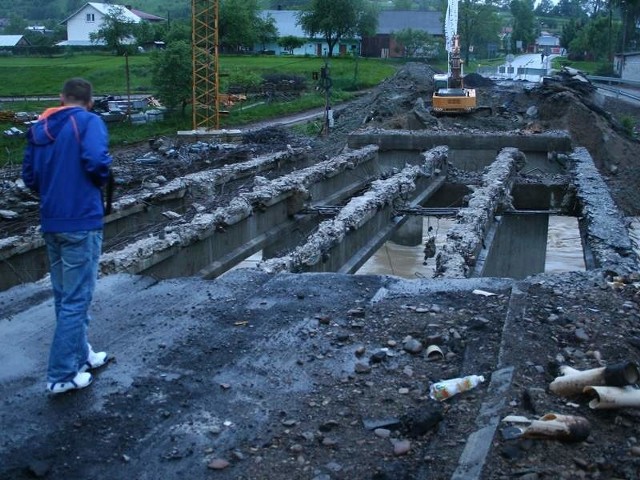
left=2, top=63, right=640, bottom=480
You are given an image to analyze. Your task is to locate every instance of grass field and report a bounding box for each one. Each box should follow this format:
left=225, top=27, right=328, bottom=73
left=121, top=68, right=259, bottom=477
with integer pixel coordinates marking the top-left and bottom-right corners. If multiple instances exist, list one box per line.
left=0, top=53, right=397, bottom=96
left=0, top=53, right=399, bottom=165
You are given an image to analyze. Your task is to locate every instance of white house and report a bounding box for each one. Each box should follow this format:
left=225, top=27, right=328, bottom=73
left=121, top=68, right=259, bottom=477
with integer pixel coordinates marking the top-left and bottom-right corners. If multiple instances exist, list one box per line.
left=58, top=2, right=164, bottom=47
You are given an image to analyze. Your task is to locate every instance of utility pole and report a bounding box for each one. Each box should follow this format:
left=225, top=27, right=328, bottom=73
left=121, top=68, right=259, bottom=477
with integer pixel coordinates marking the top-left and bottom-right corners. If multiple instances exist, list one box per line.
left=319, top=59, right=333, bottom=136
left=191, top=0, right=220, bottom=131
left=125, top=51, right=131, bottom=119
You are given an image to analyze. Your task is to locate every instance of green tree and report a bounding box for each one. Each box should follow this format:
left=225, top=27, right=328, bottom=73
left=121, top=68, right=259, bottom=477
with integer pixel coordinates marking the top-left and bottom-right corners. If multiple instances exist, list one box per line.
left=616, top=0, right=640, bottom=52
left=278, top=35, right=305, bottom=54
left=265, top=0, right=308, bottom=7
left=219, top=0, right=262, bottom=52
left=534, top=0, right=554, bottom=14
left=256, top=13, right=279, bottom=51
left=3, top=14, right=27, bottom=35
left=458, top=0, right=502, bottom=63
left=297, top=0, right=378, bottom=57
left=509, top=0, right=536, bottom=52
left=164, top=21, right=192, bottom=44
left=66, top=0, right=84, bottom=13
left=551, top=0, right=587, bottom=17
left=26, top=0, right=60, bottom=20
left=135, top=22, right=156, bottom=47
left=585, top=0, right=609, bottom=15
left=150, top=40, right=192, bottom=113
left=393, top=0, right=414, bottom=9
left=393, top=28, right=436, bottom=57
left=561, top=18, right=583, bottom=49
left=357, top=2, right=379, bottom=38
left=89, top=6, right=138, bottom=55
left=569, top=14, right=618, bottom=60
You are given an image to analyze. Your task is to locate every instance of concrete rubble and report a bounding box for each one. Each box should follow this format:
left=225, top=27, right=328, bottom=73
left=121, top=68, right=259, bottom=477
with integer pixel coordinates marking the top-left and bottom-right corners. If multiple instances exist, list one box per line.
left=571, top=146, right=638, bottom=274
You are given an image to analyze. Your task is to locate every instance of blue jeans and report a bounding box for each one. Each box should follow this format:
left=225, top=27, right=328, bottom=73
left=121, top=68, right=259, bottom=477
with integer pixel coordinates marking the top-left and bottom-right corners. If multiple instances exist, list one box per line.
left=43, top=230, right=103, bottom=383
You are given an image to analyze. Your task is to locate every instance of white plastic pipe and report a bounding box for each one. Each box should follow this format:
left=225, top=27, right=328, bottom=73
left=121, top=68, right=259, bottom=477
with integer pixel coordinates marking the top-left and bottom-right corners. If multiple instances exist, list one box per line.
left=584, top=386, right=640, bottom=409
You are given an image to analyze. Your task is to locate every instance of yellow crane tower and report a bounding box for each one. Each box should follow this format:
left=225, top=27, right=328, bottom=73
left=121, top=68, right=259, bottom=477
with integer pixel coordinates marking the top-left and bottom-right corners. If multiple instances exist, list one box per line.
left=191, top=0, right=221, bottom=131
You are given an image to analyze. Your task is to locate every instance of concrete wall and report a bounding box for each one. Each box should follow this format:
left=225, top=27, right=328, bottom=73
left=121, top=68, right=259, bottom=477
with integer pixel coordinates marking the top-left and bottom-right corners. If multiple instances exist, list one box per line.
left=348, top=129, right=572, bottom=172
left=0, top=148, right=313, bottom=292
left=477, top=214, right=549, bottom=279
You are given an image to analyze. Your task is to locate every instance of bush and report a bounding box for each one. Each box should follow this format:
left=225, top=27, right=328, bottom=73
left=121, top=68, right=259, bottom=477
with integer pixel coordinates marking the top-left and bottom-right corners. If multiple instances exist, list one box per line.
left=620, top=115, right=636, bottom=137
left=593, top=63, right=616, bottom=77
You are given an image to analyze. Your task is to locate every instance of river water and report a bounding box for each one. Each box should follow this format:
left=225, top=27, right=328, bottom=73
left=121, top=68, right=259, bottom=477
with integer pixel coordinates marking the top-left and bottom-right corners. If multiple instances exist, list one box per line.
left=234, top=215, right=590, bottom=279
left=356, top=216, right=586, bottom=278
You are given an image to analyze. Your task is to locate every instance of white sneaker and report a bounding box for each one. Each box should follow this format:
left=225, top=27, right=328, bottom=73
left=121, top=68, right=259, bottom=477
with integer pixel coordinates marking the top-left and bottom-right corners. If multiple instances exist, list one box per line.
left=47, top=372, right=93, bottom=394
left=80, top=344, right=110, bottom=372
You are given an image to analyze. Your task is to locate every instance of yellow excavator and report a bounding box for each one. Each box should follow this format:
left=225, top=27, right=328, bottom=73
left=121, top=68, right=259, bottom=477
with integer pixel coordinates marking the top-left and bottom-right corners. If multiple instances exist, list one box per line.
left=431, top=0, right=477, bottom=114
left=432, top=35, right=477, bottom=114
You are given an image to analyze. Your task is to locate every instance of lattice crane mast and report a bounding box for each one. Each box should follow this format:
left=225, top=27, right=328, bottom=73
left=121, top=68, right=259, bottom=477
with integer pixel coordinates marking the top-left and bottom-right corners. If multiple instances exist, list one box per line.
left=191, top=0, right=221, bottom=131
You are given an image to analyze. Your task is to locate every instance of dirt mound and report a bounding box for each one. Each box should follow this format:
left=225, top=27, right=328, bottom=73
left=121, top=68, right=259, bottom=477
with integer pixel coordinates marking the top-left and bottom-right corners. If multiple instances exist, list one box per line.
left=464, top=72, right=495, bottom=88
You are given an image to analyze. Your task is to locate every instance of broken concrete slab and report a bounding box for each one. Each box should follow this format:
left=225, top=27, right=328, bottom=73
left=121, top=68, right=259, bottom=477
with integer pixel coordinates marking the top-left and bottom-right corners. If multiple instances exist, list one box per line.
left=571, top=147, right=638, bottom=274
left=99, top=146, right=381, bottom=278
left=260, top=147, right=449, bottom=274
left=436, top=147, right=523, bottom=278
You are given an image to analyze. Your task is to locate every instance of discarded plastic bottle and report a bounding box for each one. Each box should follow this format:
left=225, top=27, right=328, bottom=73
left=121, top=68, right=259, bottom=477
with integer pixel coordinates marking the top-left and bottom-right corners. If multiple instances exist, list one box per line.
left=429, top=375, right=485, bottom=401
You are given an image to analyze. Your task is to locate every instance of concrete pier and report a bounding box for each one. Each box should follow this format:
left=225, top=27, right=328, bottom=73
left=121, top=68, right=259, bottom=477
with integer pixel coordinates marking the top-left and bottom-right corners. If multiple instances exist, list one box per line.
left=391, top=216, right=423, bottom=246
left=477, top=214, right=549, bottom=279
left=260, top=147, right=449, bottom=274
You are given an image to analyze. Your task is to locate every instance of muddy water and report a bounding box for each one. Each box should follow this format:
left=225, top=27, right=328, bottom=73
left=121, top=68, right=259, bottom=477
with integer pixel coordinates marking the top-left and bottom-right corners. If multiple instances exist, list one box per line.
left=232, top=216, right=587, bottom=279
left=356, top=217, right=455, bottom=278
left=356, top=216, right=586, bottom=278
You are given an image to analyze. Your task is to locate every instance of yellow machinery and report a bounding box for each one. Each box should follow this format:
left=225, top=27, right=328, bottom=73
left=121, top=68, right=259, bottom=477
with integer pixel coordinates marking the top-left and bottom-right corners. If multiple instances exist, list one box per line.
left=431, top=0, right=477, bottom=115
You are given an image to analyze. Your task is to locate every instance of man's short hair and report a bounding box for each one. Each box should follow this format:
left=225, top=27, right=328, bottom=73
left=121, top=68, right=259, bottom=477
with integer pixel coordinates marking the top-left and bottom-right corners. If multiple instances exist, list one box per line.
left=62, top=78, right=93, bottom=105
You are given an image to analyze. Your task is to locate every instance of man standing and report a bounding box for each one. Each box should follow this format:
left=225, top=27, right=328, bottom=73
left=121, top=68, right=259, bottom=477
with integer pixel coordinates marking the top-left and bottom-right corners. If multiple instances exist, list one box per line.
left=22, top=78, right=112, bottom=394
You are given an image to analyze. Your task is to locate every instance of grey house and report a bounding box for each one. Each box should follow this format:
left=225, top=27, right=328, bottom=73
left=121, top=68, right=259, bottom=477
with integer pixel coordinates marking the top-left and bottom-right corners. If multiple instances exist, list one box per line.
left=361, top=10, right=442, bottom=58
left=614, top=52, right=640, bottom=82
left=0, top=35, right=30, bottom=48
